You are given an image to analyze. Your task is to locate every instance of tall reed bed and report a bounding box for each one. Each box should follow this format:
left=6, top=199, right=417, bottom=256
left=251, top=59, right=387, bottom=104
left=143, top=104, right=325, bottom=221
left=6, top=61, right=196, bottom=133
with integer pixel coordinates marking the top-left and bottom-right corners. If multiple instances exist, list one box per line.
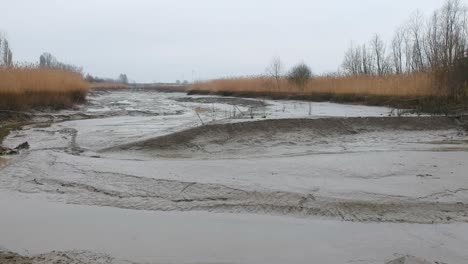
left=0, top=67, right=89, bottom=110
left=191, top=73, right=443, bottom=97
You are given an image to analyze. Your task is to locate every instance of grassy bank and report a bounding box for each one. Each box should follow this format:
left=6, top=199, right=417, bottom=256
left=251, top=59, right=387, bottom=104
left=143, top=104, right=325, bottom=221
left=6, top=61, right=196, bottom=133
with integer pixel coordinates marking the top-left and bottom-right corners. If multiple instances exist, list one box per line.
left=190, top=73, right=468, bottom=114
left=0, top=67, right=89, bottom=111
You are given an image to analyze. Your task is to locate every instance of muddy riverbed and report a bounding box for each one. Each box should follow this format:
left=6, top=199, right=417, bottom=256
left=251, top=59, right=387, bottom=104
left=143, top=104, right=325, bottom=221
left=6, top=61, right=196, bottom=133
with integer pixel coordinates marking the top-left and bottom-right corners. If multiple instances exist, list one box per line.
left=1, top=89, right=468, bottom=264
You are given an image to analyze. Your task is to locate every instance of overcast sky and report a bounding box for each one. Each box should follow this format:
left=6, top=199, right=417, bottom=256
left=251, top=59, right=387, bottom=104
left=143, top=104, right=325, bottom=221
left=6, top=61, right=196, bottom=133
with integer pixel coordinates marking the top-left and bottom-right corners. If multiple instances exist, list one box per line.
left=1, top=0, right=448, bottom=82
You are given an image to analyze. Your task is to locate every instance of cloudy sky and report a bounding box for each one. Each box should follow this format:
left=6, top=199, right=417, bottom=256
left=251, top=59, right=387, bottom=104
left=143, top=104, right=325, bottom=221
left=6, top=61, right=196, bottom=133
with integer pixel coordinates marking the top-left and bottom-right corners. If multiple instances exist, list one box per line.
left=2, top=0, right=447, bottom=82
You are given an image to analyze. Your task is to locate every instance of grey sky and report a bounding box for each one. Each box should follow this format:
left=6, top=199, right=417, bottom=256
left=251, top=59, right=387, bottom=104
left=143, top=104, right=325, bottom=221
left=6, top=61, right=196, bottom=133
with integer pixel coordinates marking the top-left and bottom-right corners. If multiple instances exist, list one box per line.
left=2, top=0, right=447, bottom=82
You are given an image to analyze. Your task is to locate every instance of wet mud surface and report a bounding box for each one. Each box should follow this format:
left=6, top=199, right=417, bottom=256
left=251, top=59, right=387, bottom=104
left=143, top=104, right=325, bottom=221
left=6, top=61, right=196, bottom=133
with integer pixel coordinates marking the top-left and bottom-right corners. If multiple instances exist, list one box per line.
left=105, top=116, right=467, bottom=158
left=0, top=250, right=132, bottom=264
left=174, top=96, right=268, bottom=108
left=1, top=91, right=467, bottom=223
left=1, top=90, right=468, bottom=263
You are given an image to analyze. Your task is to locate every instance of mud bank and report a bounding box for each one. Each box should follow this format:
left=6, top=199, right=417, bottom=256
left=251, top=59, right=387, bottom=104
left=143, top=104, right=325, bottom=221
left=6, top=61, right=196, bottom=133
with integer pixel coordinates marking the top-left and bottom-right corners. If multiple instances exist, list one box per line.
left=0, top=250, right=132, bottom=264
left=0, top=251, right=437, bottom=264
left=23, top=171, right=468, bottom=223
left=3, top=149, right=468, bottom=224
left=174, top=96, right=268, bottom=107
left=104, top=116, right=467, bottom=158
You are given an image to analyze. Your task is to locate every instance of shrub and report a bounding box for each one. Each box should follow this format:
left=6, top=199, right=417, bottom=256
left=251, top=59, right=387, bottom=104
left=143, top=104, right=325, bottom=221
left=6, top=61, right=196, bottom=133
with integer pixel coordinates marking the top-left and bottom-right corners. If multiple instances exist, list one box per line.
left=287, top=63, right=312, bottom=89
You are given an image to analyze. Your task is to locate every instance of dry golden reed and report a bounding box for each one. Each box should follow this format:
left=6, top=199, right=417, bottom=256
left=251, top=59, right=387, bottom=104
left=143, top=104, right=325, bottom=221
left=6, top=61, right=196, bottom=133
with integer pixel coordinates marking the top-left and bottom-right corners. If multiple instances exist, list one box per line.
left=191, top=73, right=445, bottom=97
left=0, top=67, right=89, bottom=110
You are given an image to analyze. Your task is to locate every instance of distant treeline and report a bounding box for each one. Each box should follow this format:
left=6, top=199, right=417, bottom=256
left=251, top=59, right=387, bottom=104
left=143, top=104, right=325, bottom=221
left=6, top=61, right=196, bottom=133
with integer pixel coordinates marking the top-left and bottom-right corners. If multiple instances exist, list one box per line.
left=342, top=0, right=467, bottom=76
left=340, top=0, right=468, bottom=98
left=85, top=73, right=129, bottom=84
left=39, top=52, right=83, bottom=74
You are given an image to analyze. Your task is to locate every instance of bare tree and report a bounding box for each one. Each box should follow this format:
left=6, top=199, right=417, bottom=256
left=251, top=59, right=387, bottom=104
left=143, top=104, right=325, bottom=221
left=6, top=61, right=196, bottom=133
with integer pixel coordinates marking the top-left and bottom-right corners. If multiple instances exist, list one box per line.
left=6, top=48, right=12, bottom=67
left=439, top=0, right=467, bottom=68
left=408, top=12, right=427, bottom=71
left=342, top=43, right=378, bottom=75
left=401, top=29, right=413, bottom=73
left=371, top=34, right=386, bottom=75
left=361, top=44, right=375, bottom=75
left=39, top=53, right=57, bottom=68
left=342, top=43, right=363, bottom=75
left=0, top=37, right=13, bottom=67
left=424, top=12, right=442, bottom=70
left=392, top=27, right=405, bottom=74
left=266, top=57, right=283, bottom=90
left=118, top=73, right=128, bottom=84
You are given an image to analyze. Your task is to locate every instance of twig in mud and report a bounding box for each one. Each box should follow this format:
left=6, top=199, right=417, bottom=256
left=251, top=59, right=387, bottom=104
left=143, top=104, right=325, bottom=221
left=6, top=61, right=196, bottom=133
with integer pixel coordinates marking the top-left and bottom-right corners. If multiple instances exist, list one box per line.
left=249, top=107, right=254, bottom=119
left=180, top=182, right=197, bottom=193
left=32, top=179, right=44, bottom=185
left=234, top=105, right=245, bottom=117
left=195, top=111, right=205, bottom=125
left=212, top=103, right=215, bottom=121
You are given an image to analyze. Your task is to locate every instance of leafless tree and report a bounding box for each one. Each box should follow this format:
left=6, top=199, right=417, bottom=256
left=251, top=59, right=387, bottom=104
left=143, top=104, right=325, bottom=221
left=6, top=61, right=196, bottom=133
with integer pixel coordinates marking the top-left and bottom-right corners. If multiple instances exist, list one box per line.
left=118, top=73, right=128, bottom=84
left=39, top=53, right=57, bottom=68
left=424, top=12, right=442, bottom=70
left=401, top=29, right=414, bottom=73
left=342, top=45, right=357, bottom=75
left=371, top=34, right=384, bottom=75
left=266, top=57, right=283, bottom=90
left=342, top=43, right=363, bottom=75
left=0, top=36, right=13, bottom=67
left=361, top=44, right=375, bottom=75
left=439, top=0, right=467, bottom=68
left=408, top=12, right=427, bottom=71
left=392, top=27, right=405, bottom=74
left=343, top=35, right=392, bottom=76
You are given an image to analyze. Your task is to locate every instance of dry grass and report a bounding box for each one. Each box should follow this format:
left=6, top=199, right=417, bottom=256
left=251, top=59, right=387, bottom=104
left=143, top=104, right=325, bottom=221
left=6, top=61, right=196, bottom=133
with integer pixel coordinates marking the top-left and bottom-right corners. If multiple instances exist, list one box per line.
left=191, top=73, right=445, bottom=97
left=0, top=67, right=89, bottom=110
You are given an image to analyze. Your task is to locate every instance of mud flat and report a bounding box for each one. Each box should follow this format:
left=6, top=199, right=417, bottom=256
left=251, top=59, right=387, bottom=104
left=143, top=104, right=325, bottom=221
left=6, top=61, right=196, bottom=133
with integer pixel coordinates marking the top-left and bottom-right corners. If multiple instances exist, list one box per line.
left=174, top=96, right=268, bottom=107
left=1, top=89, right=468, bottom=263
left=0, top=250, right=131, bottom=264
left=1, top=191, right=467, bottom=264
left=104, top=116, right=467, bottom=158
